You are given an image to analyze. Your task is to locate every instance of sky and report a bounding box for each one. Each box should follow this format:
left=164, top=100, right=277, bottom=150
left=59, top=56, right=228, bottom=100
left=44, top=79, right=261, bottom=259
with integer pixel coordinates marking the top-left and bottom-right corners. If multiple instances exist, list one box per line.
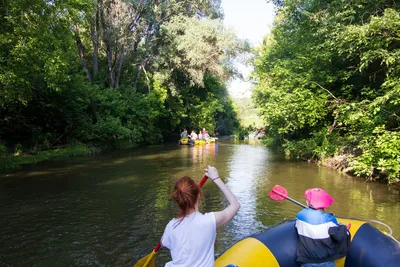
left=221, top=0, right=275, bottom=98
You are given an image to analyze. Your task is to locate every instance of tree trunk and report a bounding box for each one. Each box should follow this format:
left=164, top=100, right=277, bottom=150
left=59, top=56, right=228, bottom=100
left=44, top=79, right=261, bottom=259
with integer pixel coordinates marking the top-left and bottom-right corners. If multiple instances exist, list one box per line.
left=91, top=4, right=100, bottom=78
left=142, top=65, right=151, bottom=94
left=132, top=23, right=153, bottom=89
left=73, top=25, right=93, bottom=82
left=106, top=41, right=114, bottom=88
left=99, top=0, right=115, bottom=88
left=115, top=43, right=125, bottom=89
left=132, top=63, right=143, bottom=89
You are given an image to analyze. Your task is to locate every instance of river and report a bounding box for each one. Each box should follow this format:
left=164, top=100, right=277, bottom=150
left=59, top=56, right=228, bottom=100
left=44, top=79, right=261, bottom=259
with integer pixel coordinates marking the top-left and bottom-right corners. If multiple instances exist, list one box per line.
left=1, top=140, right=399, bottom=266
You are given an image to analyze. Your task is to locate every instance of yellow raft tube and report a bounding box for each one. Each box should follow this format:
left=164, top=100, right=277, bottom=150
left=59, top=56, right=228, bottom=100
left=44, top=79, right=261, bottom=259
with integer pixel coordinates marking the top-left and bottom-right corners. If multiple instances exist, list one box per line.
left=215, top=218, right=400, bottom=267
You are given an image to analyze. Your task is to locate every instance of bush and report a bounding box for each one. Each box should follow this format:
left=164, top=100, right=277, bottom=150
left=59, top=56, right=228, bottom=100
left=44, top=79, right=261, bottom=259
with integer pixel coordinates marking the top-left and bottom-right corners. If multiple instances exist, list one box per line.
left=282, top=129, right=341, bottom=160
left=0, top=143, right=7, bottom=157
left=233, top=126, right=249, bottom=140
left=351, top=127, right=400, bottom=183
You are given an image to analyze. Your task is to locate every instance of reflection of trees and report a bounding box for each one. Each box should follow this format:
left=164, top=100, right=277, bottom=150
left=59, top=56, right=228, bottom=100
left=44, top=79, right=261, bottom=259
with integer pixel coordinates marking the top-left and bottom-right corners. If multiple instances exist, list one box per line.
left=317, top=167, right=400, bottom=237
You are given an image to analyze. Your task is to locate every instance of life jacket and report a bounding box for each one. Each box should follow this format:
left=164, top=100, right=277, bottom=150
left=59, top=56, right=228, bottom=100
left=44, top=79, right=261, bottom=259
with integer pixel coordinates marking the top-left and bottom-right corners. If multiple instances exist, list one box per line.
left=295, top=208, right=351, bottom=264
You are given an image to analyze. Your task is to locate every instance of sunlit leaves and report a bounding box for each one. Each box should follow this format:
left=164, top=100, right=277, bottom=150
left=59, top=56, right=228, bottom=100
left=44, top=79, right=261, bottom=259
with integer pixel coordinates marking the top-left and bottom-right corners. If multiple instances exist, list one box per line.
left=252, top=0, right=400, bottom=183
left=351, top=126, right=400, bottom=183
left=160, top=15, right=244, bottom=86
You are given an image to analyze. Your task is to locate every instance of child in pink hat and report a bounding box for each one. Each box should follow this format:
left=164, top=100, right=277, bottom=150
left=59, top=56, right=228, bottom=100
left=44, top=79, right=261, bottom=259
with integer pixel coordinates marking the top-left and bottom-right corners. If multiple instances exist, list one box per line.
left=304, top=188, right=334, bottom=210
left=295, top=188, right=351, bottom=267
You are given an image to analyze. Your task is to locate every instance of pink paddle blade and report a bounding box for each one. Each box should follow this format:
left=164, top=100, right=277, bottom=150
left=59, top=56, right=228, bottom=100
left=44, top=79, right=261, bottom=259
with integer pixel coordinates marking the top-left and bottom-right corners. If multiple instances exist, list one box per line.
left=268, top=185, right=288, bottom=201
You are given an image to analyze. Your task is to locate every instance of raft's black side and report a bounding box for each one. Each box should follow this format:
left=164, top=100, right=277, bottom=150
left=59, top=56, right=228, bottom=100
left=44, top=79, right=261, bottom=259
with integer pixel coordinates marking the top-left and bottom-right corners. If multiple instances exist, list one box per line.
left=345, top=223, right=400, bottom=267
left=253, top=220, right=298, bottom=267
left=251, top=220, right=400, bottom=267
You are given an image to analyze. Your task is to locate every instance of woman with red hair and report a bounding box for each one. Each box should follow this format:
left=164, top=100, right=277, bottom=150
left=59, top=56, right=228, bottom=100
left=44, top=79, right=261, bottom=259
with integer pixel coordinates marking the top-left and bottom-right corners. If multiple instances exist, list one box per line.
left=161, top=166, right=240, bottom=267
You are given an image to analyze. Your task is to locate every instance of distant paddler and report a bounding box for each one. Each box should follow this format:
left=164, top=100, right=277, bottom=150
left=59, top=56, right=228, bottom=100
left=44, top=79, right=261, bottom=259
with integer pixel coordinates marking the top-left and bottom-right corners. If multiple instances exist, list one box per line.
left=190, top=130, right=198, bottom=141
left=180, top=129, right=188, bottom=138
left=202, top=128, right=210, bottom=140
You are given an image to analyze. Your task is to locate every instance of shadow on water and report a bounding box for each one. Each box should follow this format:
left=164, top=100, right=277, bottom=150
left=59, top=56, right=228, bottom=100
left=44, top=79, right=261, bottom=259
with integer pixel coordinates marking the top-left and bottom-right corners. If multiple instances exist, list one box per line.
left=1, top=140, right=399, bottom=267
left=0, top=144, right=220, bottom=266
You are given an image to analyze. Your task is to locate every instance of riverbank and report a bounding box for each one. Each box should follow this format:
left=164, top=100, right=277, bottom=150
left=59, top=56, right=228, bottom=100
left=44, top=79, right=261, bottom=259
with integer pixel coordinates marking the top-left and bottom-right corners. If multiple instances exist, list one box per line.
left=320, top=154, right=400, bottom=186
left=0, top=143, right=100, bottom=172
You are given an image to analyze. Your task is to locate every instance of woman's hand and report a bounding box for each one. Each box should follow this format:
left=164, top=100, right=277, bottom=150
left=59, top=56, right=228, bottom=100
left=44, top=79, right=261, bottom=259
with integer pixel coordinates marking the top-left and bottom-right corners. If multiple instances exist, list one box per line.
left=204, top=165, right=220, bottom=181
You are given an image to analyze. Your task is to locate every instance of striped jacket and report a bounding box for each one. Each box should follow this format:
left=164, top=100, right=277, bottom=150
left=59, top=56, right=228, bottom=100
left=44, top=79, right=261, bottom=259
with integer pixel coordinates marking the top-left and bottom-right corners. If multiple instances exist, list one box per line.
left=295, top=208, right=351, bottom=264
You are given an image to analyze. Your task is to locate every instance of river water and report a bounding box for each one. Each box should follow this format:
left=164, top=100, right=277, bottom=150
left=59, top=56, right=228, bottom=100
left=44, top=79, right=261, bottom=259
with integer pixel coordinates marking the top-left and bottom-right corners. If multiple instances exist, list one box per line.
left=1, top=140, right=399, bottom=266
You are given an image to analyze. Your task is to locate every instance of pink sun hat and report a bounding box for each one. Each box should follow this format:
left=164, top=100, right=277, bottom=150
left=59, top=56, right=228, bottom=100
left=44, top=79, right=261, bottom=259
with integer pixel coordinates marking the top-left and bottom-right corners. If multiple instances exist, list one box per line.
left=305, top=188, right=334, bottom=209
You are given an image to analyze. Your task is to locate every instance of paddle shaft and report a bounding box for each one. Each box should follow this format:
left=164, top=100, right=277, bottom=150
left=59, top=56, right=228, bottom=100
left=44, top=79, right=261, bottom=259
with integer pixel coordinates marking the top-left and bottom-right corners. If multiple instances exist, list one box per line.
left=272, top=189, right=308, bottom=209
left=152, top=175, right=208, bottom=253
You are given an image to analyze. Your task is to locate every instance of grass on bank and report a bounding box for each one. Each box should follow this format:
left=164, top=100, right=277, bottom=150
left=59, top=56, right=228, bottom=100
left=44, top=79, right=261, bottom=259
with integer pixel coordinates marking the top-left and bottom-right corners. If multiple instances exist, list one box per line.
left=0, top=142, right=99, bottom=172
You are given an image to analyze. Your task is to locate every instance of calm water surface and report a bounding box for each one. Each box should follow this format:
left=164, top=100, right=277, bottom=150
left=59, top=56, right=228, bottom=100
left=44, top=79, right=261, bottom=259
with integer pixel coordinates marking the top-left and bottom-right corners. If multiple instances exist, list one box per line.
left=1, top=140, right=399, bottom=266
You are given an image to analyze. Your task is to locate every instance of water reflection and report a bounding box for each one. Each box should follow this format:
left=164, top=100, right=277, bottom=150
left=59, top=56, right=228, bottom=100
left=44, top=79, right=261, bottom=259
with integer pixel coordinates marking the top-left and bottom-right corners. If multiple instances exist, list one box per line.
left=222, top=144, right=269, bottom=240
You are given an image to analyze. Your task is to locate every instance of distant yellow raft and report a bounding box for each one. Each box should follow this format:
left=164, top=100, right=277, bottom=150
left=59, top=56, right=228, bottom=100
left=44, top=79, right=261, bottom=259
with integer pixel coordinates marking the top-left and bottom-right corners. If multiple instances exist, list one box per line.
left=195, top=139, right=205, bottom=145
left=207, top=137, right=216, bottom=143
left=179, top=137, right=189, bottom=145
left=179, top=137, right=217, bottom=145
left=195, top=138, right=216, bottom=145
left=215, top=218, right=400, bottom=267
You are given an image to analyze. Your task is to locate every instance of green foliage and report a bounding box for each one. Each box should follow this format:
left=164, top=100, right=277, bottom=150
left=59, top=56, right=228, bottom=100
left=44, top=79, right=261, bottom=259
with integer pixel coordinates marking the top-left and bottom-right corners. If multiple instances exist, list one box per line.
left=234, top=97, right=264, bottom=128
left=0, top=0, right=241, bottom=168
left=351, top=127, right=400, bottom=183
left=160, top=16, right=245, bottom=86
left=261, top=134, right=283, bottom=150
left=253, top=0, right=400, bottom=183
left=0, top=143, right=6, bottom=157
left=233, top=126, right=251, bottom=140
left=283, top=130, right=341, bottom=160
left=0, top=0, right=84, bottom=107
left=0, top=142, right=98, bottom=172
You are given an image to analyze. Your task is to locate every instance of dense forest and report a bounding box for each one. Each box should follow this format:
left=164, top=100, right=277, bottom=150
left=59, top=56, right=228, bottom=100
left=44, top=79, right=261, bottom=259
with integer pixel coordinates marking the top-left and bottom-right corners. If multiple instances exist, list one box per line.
left=2, top=0, right=399, bottom=184
left=0, top=0, right=244, bottom=164
left=253, top=0, right=400, bottom=183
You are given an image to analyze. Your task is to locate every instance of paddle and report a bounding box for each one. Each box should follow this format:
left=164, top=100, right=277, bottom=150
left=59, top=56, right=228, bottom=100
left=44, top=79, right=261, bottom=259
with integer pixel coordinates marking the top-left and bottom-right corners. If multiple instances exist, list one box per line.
left=134, top=175, right=209, bottom=267
left=268, top=185, right=352, bottom=231
left=268, top=184, right=308, bottom=209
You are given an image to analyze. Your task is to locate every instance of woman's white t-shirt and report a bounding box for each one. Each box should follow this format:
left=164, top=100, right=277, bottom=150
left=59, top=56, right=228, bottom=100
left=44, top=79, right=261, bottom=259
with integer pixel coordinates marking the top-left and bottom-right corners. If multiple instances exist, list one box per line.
left=161, top=212, right=216, bottom=267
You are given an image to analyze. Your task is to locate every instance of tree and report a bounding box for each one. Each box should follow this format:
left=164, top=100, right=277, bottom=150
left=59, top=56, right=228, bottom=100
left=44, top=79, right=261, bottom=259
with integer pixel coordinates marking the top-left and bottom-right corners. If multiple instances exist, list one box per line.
left=0, top=0, right=242, bottom=154
left=253, top=0, right=400, bottom=183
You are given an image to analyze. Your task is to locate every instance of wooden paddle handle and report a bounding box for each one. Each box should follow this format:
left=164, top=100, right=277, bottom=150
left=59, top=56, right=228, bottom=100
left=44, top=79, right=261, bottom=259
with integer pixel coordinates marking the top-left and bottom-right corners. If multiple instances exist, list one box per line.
left=154, top=175, right=208, bottom=253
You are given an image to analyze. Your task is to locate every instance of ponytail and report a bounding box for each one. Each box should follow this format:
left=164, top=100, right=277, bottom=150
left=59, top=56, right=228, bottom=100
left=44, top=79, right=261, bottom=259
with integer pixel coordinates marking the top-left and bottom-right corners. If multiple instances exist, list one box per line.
left=172, top=176, right=203, bottom=218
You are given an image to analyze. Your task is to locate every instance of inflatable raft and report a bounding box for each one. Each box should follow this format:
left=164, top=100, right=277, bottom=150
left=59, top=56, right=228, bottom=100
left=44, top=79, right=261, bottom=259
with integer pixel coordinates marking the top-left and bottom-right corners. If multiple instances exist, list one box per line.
left=179, top=137, right=189, bottom=145
left=179, top=137, right=217, bottom=145
left=215, top=218, right=400, bottom=267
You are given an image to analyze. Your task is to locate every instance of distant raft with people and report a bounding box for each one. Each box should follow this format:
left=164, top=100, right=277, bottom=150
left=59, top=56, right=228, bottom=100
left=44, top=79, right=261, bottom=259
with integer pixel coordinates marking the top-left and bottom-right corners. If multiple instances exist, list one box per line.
left=214, top=217, right=400, bottom=267
left=179, top=137, right=217, bottom=146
